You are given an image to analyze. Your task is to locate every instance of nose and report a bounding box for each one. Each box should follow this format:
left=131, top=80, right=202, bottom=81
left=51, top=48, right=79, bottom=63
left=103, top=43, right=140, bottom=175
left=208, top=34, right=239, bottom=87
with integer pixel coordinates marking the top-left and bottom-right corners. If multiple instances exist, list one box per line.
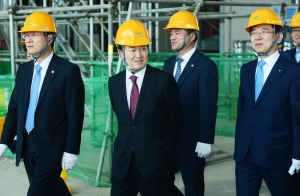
left=135, top=49, right=143, bottom=58
left=170, top=34, right=175, bottom=40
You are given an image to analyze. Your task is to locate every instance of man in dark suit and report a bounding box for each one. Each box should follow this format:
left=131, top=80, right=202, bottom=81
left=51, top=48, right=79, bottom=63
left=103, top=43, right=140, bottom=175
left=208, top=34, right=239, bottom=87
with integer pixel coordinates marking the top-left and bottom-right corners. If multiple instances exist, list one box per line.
left=281, top=12, right=300, bottom=195
left=109, top=19, right=183, bottom=196
left=282, top=12, right=300, bottom=63
left=0, top=11, right=84, bottom=196
left=234, top=8, right=300, bottom=196
left=163, top=11, right=219, bottom=196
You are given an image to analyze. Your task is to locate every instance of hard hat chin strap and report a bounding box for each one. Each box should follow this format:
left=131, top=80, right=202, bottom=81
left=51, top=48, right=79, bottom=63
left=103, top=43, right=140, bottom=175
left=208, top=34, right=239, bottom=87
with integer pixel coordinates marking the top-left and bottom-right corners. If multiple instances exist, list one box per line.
left=120, top=46, right=136, bottom=74
left=293, top=42, right=300, bottom=48
left=253, top=26, right=281, bottom=57
left=118, top=45, right=150, bottom=74
left=175, top=30, right=196, bottom=53
left=32, top=33, right=56, bottom=60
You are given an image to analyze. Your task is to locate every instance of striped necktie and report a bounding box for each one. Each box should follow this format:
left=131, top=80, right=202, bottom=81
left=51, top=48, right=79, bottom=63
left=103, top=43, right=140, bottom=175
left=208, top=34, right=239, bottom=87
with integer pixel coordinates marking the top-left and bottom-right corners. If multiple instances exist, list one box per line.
left=175, top=57, right=184, bottom=82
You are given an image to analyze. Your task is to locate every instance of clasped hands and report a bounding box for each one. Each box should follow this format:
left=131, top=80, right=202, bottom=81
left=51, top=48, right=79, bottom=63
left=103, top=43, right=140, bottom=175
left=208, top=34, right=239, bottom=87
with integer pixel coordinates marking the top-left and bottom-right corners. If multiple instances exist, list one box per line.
left=195, top=142, right=211, bottom=158
left=288, top=158, right=300, bottom=175
left=61, top=152, right=78, bottom=171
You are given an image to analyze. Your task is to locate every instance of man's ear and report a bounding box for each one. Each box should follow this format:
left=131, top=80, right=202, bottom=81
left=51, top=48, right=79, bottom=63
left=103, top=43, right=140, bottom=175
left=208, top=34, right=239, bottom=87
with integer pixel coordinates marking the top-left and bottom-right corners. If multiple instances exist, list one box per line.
left=277, top=32, right=283, bottom=44
left=118, top=49, right=124, bottom=59
left=47, top=34, right=54, bottom=45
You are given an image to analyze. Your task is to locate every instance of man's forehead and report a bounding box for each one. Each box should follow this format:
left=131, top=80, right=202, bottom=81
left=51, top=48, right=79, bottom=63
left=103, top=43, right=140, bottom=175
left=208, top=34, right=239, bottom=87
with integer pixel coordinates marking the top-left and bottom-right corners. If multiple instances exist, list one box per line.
left=251, top=24, right=273, bottom=31
left=170, top=28, right=184, bottom=32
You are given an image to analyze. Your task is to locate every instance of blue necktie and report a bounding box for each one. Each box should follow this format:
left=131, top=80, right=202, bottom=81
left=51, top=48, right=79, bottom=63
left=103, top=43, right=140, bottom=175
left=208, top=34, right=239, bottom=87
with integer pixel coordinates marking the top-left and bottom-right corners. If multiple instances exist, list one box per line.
left=25, top=64, right=42, bottom=133
left=296, top=50, right=300, bottom=63
left=175, top=57, right=184, bottom=82
left=255, top=60, right=266, bottom=101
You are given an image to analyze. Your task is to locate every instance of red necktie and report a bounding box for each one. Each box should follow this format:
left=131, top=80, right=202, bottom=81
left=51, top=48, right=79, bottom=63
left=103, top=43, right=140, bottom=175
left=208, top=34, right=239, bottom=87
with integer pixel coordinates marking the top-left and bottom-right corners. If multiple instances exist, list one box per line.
left=130, top=75, right=139, bottom=119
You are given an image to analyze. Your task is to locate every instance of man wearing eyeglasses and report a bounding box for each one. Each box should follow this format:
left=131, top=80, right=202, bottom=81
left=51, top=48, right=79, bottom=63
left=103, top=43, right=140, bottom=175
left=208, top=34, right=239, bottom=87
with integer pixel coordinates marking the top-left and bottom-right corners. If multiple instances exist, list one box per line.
left=282, top=12, right=300, bottom=63
left=282, top=12, right=300, bottom=195
left=0, top=11, right=84, bottom=196
left=234, top=8, right=300, bottom=196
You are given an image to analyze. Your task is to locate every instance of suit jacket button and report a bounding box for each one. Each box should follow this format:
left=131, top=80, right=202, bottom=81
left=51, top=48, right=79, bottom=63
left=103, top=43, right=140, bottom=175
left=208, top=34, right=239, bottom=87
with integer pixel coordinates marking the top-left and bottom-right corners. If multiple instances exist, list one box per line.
left=252, top=109, right=256, bottom=112
left=132, top=126, right=135, bottom=129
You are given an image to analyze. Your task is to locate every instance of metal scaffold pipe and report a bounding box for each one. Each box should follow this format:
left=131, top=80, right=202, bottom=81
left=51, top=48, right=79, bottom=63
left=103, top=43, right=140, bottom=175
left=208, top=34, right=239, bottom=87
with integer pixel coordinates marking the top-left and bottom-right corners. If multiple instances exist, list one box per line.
left=118, top=0, right=299, bottom=7
left=12, top=4, right=109, bottom=14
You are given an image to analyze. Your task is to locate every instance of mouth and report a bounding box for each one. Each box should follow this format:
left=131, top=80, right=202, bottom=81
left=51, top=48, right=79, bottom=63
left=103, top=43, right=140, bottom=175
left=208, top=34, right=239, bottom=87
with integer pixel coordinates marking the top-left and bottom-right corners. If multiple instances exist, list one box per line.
left=255, top=43, right=263, bottom=47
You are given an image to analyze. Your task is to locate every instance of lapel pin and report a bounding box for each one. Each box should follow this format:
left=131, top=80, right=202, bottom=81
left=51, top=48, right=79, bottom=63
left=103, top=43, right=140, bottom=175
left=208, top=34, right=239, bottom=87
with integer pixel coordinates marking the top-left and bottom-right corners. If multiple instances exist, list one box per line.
left=279, top=70, right=281, bottom=72
left=191, top=64, right=194, bottom=67
left=52, top=70, right=54, bottom=73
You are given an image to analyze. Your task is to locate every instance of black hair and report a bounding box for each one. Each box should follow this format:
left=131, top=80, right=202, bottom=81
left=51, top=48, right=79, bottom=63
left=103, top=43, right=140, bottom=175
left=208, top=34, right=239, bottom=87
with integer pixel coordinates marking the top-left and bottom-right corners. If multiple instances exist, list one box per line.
left=186, top=29, right=198, bottom=43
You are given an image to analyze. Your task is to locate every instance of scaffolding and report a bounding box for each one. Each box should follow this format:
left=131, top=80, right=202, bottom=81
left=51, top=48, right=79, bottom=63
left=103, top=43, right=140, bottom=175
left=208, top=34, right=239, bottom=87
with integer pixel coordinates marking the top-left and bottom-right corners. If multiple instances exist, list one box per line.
left=0, top=0, right=297, bottom=186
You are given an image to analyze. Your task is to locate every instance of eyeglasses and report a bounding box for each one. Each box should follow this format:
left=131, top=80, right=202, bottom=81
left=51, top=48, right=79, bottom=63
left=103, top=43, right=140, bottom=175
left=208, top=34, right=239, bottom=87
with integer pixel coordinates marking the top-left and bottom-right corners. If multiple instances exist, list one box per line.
left=22, top=33, right=44, bottom=40
left=250, top=30, right=274, bottom=37
left=292, top=29, right=300, bottom=34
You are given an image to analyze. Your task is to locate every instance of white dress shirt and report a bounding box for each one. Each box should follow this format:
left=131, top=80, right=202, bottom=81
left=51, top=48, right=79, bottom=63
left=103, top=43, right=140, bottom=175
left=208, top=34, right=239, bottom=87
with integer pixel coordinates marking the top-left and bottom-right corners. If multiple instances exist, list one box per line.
left=256, top=50, right=280, bottom=84
left=126, top=66, right=146, bottom=110
left=173, top=47, right=196, bottom=76
left=30, top=51, right=53, bottom=99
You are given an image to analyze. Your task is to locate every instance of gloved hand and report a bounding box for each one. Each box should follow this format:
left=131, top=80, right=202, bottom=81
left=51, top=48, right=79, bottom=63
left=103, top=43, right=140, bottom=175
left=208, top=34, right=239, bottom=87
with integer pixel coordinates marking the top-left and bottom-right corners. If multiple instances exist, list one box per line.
left=0, top=144, right=8, bottom=165
left=288, top=158, right=300, bottom=175
left=61, top=152, right=78, bottom=171
left=195, top=142, right=211, bottom=158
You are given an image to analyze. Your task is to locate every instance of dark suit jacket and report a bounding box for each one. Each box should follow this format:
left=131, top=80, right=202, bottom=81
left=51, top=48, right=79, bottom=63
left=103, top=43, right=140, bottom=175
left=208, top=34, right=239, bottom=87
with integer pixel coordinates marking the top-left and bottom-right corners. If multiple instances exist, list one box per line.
left=282, top=48, right=297, bottom=63
left=282, top=48, right=300, bottom=125
left=108, top=65, right=183, bottom=182
left=0, top=53, right=85, bottom=171
left=163, top=49, right=218, bottom=151
left=234, top=55, right=300, bottom=168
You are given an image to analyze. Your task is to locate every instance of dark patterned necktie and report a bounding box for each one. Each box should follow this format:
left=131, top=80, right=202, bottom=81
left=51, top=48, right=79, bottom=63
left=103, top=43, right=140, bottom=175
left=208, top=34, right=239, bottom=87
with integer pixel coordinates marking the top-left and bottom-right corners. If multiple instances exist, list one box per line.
left=175, top=57, right=184, bottom=82
left=130, top=75, right=139, bottom=119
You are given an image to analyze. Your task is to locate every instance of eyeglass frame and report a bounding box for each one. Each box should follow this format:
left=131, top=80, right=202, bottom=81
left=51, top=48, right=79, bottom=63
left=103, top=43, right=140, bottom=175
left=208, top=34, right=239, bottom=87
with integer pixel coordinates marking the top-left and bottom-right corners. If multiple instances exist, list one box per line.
left=249, top=30, right=274, bottom=37
left=291, top=29, right=300, bottom=35
left=22, top=32, right=45, bottom=40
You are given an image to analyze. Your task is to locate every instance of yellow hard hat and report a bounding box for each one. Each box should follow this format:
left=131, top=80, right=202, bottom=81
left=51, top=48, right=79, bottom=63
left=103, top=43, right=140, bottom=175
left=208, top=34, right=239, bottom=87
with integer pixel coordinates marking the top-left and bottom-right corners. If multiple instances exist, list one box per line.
left=19, top=11, right=57, bottom=33
left=245, top=8, right=283, bottom=32
left=163, top=10, right=199, bottom=31
left=115, top=19, right=152, bottom=46
left=290, top=12, right=300, bottom=27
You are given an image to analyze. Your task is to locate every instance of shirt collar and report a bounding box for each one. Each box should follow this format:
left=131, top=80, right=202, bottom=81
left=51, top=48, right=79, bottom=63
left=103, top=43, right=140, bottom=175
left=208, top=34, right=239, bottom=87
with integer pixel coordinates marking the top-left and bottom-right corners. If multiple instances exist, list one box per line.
left=34, top=51, right=54, bottom=70
left=126, top=65, right=147, bottom=80
left=180, top=47, right=196, bottom=62
left=258, top=50, right=280, bottom=66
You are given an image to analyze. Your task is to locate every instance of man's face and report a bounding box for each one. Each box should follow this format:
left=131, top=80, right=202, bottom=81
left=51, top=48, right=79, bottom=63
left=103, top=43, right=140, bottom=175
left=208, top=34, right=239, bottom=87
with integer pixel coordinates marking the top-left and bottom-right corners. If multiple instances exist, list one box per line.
left=169, top=28, right=194, bottom=51
left=250, top=24, right=282, bottom=56
left=291, top=27, right=300, bottom=46
left=24, top=32, right=49, bottom=57
left=120, top=46, right=148, bottom=72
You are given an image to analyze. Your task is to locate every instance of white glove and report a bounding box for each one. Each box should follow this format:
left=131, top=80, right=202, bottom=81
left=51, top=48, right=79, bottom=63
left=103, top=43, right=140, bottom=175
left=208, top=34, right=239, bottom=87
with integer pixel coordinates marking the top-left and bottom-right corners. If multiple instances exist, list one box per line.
left=195, top=142, right=211, bottom=158
left=61, top=152, right=78, bottom=171
left=288, top=158, right=300, bottom=175
left=0, top=144, right=8, bottom=165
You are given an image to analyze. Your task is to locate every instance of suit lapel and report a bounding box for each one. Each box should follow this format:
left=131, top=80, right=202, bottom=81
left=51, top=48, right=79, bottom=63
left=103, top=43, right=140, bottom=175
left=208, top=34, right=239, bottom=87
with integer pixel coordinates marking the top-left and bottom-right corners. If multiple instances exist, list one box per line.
left=36, top=54, right=58, bottom=108
left=290, top=48, right=297, bottom=62
left=255, top=55, right=286, bottom=104
left=248, top=60, right=257, bottom=105
left=119, top=71, right=132, bottom=121
left=165, top=56, right=176, bottom=74
left=177, top=50, right=199, bottom=87
left=23, top=62, right=35, bottom=111
left=133, top=65, right=156, bottom=122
